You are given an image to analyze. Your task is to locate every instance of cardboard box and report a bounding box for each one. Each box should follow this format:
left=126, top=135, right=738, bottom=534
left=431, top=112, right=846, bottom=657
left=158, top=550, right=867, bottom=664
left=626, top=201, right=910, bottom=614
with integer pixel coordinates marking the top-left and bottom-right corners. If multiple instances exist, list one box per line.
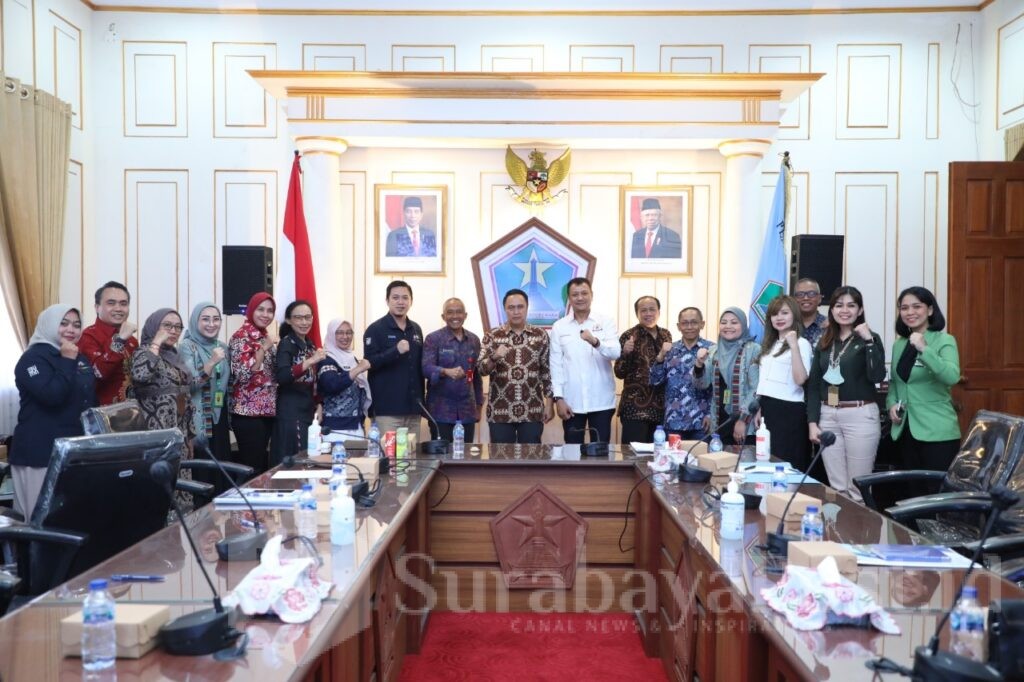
left=766, top=491, right=820, bottom=520
left=767, top=514, right=803, bottom=536
left=346, top=456, right=381, bottom=480
left=677, top=440, right=708, bottom=456
left=788, top=541, right=859, bottom=580
left=697, top=451, right=739, bottom=473
left=61, top=603, right=169, bottom=659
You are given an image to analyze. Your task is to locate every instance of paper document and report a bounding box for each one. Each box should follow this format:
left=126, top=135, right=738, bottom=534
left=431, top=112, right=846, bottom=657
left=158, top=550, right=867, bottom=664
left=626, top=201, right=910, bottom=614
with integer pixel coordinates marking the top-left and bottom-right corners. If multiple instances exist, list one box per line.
left=630, top=442, right=654, bottom=454
left=845, top=544, right=972, bottom=568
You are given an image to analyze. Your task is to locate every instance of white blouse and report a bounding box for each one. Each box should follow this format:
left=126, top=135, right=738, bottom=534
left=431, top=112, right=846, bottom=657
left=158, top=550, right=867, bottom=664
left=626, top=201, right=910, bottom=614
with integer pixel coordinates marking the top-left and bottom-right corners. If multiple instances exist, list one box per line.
left=756, top=338, right=813, bottom=403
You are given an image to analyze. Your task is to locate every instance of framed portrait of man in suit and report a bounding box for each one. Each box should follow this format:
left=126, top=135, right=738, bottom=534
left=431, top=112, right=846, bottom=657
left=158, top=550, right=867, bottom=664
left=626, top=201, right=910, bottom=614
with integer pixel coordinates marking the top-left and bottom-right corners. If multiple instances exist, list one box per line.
left=620, top=186, right=693, bottom=276
left=375, top=184, right=447, bottom=275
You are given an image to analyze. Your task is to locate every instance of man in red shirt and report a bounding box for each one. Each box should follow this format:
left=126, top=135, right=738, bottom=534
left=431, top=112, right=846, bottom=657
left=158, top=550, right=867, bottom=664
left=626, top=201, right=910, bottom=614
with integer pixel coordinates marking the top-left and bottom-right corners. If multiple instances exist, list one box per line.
left=78, top=281, right=139, bottom=405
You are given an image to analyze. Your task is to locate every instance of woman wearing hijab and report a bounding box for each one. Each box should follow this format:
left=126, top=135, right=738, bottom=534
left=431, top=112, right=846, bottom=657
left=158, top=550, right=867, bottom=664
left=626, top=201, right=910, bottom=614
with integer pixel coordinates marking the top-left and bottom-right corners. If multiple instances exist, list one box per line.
left=130, top=308, right=195, bottom=437
left=228, top=292, right=278, bottom=474
left=10, top=304, right=96, bottom=519
left=887, top=286, right=960, bottom=497
left=179, top=302, right=231, bottom=465
left=318, top=319, right=372, bottom=436
left=805, top=286, right=885, bottom=502
left=272, top=300, right=326, bottom=464
left=692, top=307, right=761, bottom=445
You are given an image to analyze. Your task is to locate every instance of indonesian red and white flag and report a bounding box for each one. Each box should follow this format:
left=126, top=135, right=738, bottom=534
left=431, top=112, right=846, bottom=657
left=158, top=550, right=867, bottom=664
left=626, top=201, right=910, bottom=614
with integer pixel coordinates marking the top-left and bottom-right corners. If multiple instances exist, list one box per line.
left=276, top=151, right=321, bottom=345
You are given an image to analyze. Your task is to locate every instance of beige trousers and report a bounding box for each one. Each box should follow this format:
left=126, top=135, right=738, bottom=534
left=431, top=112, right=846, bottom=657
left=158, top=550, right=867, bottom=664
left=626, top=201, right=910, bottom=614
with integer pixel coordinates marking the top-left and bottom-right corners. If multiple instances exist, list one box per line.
left=12, top=465, right=48, bottom=521
left=818, top=402, right=881, bottom=503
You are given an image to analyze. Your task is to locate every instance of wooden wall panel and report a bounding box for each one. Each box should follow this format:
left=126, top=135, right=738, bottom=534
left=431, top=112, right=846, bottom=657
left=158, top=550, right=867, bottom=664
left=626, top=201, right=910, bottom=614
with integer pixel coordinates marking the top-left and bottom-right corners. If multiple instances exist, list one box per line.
left=836, top=44, right=901, bottom=139
left=480, top=45, right=544, bottom=72
left=213, top=42, right=276, bottom=138
left=301, top=43, right=366, bottom=71
left=997, top=12, right=1024, bottom=130
left=749, top=44, right=811, bottom=139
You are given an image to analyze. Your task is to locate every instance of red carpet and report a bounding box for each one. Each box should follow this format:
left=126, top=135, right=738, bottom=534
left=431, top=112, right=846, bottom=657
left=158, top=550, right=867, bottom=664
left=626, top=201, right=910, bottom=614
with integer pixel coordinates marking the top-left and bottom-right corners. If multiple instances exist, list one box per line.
left=399, top=612, right=669, bottom=682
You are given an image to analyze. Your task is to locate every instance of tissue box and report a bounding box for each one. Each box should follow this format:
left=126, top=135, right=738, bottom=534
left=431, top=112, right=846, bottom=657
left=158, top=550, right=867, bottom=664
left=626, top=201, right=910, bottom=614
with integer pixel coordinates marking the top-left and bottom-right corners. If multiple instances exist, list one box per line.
left=766, top=491, right=820, bottom=520
left=61, top=603, right=169, bottom=659
left=788, top=541, right=858, bottom=580
left=697, top=451, right=738, bottom=473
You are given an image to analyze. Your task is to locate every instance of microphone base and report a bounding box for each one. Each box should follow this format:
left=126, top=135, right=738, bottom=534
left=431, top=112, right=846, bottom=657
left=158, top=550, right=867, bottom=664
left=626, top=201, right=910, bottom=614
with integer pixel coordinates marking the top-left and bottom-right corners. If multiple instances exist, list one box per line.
left=160, top=607, right=239, bottom=656
left=912, top=646, right=1003, bottom=681
left=215, top=530, right=268, bottom=562
left=678, top=463, right=713, bottom=483
left=765, top=530, right=800, bottom=556
left=581, top=442, right=609, bottom=457
left=420, top=439, right=449, bottom=456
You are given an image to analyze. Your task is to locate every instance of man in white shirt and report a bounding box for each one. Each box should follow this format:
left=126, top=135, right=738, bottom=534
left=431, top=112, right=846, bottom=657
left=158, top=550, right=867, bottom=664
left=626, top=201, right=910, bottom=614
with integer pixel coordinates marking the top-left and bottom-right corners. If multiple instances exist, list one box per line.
left=549, top=277, right=621, bottom=443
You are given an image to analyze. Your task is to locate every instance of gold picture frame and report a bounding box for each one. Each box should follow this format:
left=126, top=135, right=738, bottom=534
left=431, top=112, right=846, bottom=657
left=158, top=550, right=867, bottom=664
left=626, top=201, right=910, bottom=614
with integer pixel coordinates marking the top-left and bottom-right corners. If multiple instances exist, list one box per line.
left=620, top=185, right=694, bottom=277
left=374, top=184, right=448, bottom=275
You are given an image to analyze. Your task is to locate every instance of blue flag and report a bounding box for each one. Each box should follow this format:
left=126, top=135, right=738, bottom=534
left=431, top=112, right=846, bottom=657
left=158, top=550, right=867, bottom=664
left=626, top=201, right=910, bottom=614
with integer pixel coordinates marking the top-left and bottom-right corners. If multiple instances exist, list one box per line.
left=748, top=160, right=790, bottom=342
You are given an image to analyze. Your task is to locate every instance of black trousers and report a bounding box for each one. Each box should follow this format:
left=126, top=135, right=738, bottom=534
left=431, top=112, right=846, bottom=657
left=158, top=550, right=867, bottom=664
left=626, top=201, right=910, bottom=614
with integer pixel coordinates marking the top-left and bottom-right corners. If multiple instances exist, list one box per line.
left=619, top=419, right=658, bottom=445
left=489, top=421, right=543, bottom=444
left=429, top=421, right=477, bottom=443
left=563, top=409, right=615, bottom=444
left=898, top=426, right=960, bottom=500
left=230, top=414, right=274, bottom=475
left=759, top=395, right=811, bottom=471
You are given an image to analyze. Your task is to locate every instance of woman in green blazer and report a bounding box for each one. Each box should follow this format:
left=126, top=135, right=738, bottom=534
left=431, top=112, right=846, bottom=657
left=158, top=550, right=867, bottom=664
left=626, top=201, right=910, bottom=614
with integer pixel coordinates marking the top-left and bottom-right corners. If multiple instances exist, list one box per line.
left=887, top=286, right=961, bottom=493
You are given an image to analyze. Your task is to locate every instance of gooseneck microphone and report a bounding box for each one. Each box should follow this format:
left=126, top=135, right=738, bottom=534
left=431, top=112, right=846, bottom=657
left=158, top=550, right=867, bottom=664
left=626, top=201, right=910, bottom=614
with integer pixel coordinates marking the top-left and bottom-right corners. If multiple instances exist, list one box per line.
left=192, top=434, right=268, bottom=562
left=150, top=460, right=243, bottom=656
left=764, top=430, right=836, bottom=556
left=417, top=400, right=452, bottom=455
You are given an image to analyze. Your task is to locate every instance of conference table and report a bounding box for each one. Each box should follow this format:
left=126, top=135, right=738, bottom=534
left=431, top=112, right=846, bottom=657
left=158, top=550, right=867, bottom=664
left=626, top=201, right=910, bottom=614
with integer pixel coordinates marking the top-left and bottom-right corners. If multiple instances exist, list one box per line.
left=0, top=444, right=1019, bottom=681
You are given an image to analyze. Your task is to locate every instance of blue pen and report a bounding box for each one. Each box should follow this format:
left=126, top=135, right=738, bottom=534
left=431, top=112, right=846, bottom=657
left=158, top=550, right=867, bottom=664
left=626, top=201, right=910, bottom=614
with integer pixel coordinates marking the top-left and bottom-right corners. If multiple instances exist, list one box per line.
left=110, top=574, right=165, bottom=583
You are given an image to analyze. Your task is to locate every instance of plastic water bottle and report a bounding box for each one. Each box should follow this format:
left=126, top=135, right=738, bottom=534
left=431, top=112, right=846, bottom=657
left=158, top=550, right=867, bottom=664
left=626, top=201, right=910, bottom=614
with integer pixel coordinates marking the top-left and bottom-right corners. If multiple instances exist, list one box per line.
left=368, top=421, right=381, bottom=457
left=772, top=465, right=788, bottom=492
left=720, top=474, right=745, bottom=540
left=81, top=578, right=116, bottom=671
left=709, top=433, right=724, bottom=453
left=331, top=440, right=347, bottom=464
left=653, top=425, right=667, bottom=459
left=951, top=586, right=986, bottom=661
left=801, top=505, right=823, bottom=542
left=330, top=485, right=356, bottom=546
left=452, top=420, right=465, bottom=457
left=329, top=463, right=346, bottom=498
left=295, top=483, right=318, bottom=539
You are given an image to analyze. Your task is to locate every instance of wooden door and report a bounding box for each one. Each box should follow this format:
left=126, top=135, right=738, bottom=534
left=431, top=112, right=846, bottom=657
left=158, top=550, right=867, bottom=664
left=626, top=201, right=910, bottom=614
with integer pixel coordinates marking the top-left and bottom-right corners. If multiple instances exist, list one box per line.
left=948, top=162, right=1024, bottom=429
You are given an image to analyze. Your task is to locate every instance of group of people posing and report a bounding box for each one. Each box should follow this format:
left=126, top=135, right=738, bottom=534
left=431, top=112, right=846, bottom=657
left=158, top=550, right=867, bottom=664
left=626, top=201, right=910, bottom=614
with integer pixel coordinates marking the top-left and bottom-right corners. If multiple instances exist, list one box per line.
left=8, top=275, right=960, bottom=517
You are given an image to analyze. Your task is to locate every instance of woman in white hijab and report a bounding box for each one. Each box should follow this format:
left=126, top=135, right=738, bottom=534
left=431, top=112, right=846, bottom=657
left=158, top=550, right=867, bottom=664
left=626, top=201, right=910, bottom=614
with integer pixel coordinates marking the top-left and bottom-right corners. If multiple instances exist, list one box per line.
left=10, top=304, right=96, bottom=519
left=316, top=318, right=372, bottom=436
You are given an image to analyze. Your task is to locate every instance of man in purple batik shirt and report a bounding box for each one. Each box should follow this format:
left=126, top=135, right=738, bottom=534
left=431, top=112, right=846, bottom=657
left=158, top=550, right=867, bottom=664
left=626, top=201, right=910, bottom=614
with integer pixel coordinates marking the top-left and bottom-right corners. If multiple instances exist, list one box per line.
left=421, top=297, right=484, bottom=442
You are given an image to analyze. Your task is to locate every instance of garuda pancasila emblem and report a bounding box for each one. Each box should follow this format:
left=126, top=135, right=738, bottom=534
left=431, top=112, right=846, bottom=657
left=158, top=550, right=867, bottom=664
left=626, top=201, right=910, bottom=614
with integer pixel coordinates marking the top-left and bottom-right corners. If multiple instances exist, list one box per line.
left=505, top=146, right=571, bottom=206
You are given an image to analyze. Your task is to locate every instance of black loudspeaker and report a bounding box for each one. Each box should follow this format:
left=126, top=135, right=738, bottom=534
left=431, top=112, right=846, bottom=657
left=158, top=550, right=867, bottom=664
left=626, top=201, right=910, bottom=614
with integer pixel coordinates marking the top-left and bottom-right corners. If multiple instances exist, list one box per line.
left=790, top=235, right=844, bottom=300
left=222, top=246, right=273, bottom=315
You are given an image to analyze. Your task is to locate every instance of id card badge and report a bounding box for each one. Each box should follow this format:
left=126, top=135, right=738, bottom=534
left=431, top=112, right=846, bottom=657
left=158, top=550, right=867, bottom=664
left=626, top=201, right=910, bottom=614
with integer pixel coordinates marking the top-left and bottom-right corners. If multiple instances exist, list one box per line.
left=213, top=390, right=225, bottom=408
left=722, top=388, right=732, bottom=405
left=827, top=385, right=839, bottom=407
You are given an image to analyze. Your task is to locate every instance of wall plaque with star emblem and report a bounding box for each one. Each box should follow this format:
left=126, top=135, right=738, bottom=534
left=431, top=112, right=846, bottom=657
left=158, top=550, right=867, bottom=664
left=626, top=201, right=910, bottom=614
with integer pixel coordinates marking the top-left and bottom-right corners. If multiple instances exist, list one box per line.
left=489, top=483, right=588, bottom=590
left=471, top=217, right=596, bottom=330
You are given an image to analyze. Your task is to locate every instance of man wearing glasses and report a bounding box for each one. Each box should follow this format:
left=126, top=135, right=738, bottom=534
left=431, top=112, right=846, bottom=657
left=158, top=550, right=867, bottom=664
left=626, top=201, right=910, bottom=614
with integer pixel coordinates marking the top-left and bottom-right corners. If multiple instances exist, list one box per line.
left=649, top=307, right=713, bottom=440
left=794, top=278, right=827, bottom=348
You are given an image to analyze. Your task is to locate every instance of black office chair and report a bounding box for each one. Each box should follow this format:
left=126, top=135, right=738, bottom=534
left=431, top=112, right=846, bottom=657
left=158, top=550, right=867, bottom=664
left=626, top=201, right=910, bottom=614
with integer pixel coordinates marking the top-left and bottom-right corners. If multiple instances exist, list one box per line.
left=0, top=523, right=87, bottom=615
left=854, top=410, right=1024, bottom=520
left=80, top=401, right=253, bottom=506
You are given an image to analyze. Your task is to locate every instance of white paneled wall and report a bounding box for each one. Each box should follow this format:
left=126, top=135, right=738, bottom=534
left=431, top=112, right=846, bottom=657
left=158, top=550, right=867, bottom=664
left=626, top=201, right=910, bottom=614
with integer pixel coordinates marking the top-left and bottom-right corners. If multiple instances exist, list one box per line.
left=0, top=0, right=1021, bottom=370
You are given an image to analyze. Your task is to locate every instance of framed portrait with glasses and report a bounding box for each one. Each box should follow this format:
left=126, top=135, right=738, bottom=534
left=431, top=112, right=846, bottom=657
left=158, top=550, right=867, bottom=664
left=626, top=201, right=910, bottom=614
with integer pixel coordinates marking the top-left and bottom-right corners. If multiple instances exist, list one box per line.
left=620, top=186, right=693, bottom=277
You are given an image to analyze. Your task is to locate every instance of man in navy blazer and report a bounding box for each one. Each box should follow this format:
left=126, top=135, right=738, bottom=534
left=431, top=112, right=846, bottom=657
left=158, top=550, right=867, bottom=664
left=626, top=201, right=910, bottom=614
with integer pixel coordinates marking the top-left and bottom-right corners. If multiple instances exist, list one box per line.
left=385, top=196, right=437, bottom=257
left=630, top=198, right=682, bottom=259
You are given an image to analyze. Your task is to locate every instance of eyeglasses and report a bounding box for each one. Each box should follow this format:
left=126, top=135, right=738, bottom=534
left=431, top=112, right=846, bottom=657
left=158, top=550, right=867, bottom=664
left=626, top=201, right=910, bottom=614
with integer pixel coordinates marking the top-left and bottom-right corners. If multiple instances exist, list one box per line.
left=160, top=323, right=184, bottom=332
left=793, top=291, right=821, bottom=299
left=291, top=314, right=314, bottom=322
left=679, top=321, right=702, bottom=327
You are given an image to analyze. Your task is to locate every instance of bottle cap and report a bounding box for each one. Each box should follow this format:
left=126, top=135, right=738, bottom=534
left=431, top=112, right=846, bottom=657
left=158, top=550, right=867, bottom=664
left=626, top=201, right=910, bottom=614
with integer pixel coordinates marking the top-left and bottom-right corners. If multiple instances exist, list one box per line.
left=806, top=506, right=818, bottom=513
left=775, top=465, right=784, bottom=471
left=301, top=482, right=313, bottom=491
left=89, top=578, right=108, bottom=590
left=962, top=586, right=978, bottom=599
